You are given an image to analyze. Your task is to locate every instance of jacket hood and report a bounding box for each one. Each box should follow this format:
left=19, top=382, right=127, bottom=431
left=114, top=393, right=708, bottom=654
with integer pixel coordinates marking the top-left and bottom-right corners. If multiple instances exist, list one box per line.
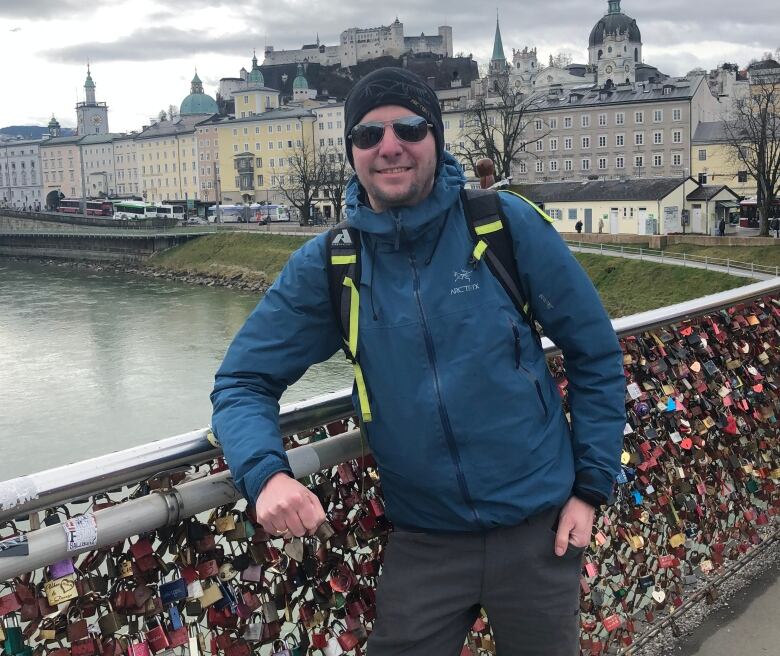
left=345, top=152, right=466, bottom=243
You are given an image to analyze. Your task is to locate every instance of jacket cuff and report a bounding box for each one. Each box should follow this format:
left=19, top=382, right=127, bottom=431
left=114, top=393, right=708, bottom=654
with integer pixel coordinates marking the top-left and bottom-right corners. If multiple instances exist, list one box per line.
left=573, top=469, right=613, bottom=508
left=245, top=459, right=294, bottom=505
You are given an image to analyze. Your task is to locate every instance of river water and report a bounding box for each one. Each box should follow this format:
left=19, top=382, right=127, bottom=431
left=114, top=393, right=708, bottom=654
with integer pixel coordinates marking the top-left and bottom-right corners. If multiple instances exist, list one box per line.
left=0, top=259, right=354, bottom=480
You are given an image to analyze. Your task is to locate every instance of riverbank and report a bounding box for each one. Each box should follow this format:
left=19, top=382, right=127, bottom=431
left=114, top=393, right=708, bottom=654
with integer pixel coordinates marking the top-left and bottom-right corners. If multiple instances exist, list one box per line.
left=3, top=231, right=752, bottom=316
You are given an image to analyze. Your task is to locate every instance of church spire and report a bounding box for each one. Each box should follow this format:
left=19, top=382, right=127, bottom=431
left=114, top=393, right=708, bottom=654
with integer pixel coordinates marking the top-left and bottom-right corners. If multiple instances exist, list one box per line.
left=84, top=63, right=96, bottom=104
left=608, top=0, right=621, bottom=14
left=491, top=12, right=506, bottom=62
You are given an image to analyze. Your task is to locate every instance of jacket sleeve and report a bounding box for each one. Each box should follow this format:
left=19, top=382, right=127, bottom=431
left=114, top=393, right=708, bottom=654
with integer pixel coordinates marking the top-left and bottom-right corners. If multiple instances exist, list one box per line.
left=500, top=194, right=626, bottom=506
left=210, top=233, right=343, bottom=504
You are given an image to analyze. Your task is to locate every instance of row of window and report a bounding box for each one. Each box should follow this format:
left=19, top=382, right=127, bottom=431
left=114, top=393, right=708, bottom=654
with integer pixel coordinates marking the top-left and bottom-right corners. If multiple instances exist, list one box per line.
left=141, top=177, right=197, bottom=188
left=140, top=163, right=196, bottom=174
left=232, top=123, right=301, bottom=136
left=517, top=153, right=684, bottom=174
left=529, top=129, right=685, bottom=152
left=0, top=161, right=35, bottom=170
left=533, top=109, right=683, bottom=130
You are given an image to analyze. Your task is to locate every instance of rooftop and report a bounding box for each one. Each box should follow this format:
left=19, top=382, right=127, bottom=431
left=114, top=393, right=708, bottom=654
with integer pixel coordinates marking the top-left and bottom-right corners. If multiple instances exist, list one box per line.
left=136, top=114, right=213, bottom=140
left=512, top=177, right=692, bottom=203
left=686, top=185, right=739, bottom=201
left=692, top=121, right=730, bottom=144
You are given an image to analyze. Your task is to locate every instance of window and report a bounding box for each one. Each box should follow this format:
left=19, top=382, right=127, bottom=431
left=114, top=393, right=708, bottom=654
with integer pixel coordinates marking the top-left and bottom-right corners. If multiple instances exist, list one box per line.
left=653, top=110, right=663, bottom=122
left=616, top=156, right=625, bottom=169
left=232, top=129, right=238, bottom=136
left=536, top=140, right=544, bottom=152
left=738, top=171, right=748, bottom=183
left=672, top=153, right=682, bottom=167
left=672, top=109, right=682, bottom=121
left=255, top=142, right=261, bottom=150
left=518, top=161, right=527, bottom=174
left=598, top=157, right=607, bottom=170
left=653, top=153, right=663, bottom=167
left=563, top=116, right=572, bottom=128
left=549, top=118, right=557, bottom=129
left=243, top=95, right=249, bottom=103
left=634, top=155, right=644, bottom=169
left=233, top=145, right=239, bottom=152
left=634, top=132, right=644, bottom=146
left=653, top=131, right=663, bottom=145
left=564, top=159, right=573, bottom=171
left=255, top=157, right=262, bottom=167
left=319, top=139, right=325, bottom=147
left=698, top=173, right=708, bottom=184
left=598, top=135, right=607, bottom=148
left=535, top=119, right=543, bottom=130
left=581, top=115, right=590, bottom=128
left=243, top=128, right=248, bottom=135
left=581, top=136, right=590, bottom=149
left=550, top=160, right=559, bottom=172
left=564, top=137, right=573, bottom=150
left=444, top=120, right=450, bottom=130
left=615, top=112, right=625, bottom=125
left=634, top=111, right=644, bottom=124
left=616, top=134, right=624, bottom=147
left=319, top=122, right=324, bottom=130
left=549, top=138, right=558, bottom=151
left=458, top=119, right=465, bottom=129
left=672, top=130, right=682, bottom=144
left=244, top=143, right=249, bottom=151
left=568, top=209, right=577, bottom=221
left=268, top=142, right=274, bottom=149
left=536, top=160, right=544, bottom=173
left=698, top=149, right=707, bottom=161
left=268, top=126, right=273, bottom=133
left=257, top=174, right=263, bottom=186
left=254, top=128, right=259, bottom=135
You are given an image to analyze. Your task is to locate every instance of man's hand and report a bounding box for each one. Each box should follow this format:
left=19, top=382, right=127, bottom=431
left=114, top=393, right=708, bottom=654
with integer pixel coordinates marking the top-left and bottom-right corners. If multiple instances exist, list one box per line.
left=554, top=496, right=595, bottom=556
left=255, top=472, right=326, bottom=538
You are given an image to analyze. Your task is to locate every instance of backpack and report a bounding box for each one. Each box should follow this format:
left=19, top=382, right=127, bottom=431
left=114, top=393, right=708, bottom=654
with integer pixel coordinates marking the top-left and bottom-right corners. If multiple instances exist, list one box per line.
left=326, top=188, right=553, bottom=422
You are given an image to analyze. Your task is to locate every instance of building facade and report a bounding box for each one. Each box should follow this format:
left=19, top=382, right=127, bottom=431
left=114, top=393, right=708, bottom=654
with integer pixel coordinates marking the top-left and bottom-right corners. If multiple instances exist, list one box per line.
left=113, top=135, right=140, bottom=197
left=79, top=134, right=117, bottom=197
left=691, top=121, right=757, bottom=198
left=0, top=139, right=43, bottom=210
left=40, top=135, right=83, bottom=206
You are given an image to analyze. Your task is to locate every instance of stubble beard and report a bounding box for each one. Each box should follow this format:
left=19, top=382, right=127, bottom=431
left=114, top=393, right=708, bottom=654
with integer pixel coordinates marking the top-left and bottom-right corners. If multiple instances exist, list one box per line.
left=364, top=167, right=435, bottom=212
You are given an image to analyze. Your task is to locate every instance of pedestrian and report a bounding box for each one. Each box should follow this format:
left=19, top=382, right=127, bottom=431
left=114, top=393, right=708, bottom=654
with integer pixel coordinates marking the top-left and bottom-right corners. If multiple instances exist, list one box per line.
left=773, top=217, right=780, bottom=238
left=718, top=217, right=726, bottom=237
left=211, top=67, right=625, bottom=656
left=598, top=217, right=604, bottom=234
left=575, top=219, right=583, bottom=234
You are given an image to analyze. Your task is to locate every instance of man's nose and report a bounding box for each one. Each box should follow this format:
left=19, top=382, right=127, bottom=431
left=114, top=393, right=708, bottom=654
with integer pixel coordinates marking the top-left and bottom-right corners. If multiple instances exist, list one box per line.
left=376, top=125, right=404, bottom=156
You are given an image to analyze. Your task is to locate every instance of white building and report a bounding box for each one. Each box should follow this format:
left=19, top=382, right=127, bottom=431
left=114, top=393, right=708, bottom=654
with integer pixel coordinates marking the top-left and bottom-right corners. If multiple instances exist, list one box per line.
left=0, top=138, right=43, bottom=210
left=79, top=134, right=117, bottom=197
left=113, top=134, right=140, bottom=197
left=264, top=19, right=453, bottom=68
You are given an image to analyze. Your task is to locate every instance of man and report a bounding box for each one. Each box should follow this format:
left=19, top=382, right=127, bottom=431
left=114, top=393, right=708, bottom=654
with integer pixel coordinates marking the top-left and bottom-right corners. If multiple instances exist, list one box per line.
left=212, top=68, right=625, bottom=655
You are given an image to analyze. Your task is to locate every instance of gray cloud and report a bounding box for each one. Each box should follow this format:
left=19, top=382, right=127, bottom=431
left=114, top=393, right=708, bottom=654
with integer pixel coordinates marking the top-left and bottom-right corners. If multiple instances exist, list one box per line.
left=0, top=0, right=92, bottom=19
left=42, top=0, right=779, bottom=71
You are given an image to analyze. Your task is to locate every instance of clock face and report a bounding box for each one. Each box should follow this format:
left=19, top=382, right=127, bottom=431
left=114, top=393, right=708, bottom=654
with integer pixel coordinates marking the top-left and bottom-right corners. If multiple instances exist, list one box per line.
left=92, top=115, right=103, bottom=125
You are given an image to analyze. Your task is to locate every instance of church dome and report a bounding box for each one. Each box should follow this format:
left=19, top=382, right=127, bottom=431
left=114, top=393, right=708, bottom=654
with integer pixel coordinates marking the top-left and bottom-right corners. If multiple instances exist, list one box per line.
left=293, top=64, right=309, bottom=90
left=247, top=51, right=264, bottom=85
left=180, top=72, right=219, bottom=115
left=589, top=0, right=641, bottom=47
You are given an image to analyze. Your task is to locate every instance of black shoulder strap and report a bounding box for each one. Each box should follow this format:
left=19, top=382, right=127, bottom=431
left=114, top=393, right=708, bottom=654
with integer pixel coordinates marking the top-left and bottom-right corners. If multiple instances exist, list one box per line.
left=326, top=221, right=361, bottom=358
left=461, top=188, right=538, bottom=337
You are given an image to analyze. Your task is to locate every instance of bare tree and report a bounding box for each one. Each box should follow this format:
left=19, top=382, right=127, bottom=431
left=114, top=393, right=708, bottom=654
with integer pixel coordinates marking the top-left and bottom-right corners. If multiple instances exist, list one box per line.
left=722, top=78, right=780, bottom=236
left=168, top=105, right=179, bottom=120
left=273, top=140, right=326, bottom=225
left=452, top=79, right=550, bottom=181
left=320, top=148, right=352, bottom=221
left=158, top=109, right=168, bottom=122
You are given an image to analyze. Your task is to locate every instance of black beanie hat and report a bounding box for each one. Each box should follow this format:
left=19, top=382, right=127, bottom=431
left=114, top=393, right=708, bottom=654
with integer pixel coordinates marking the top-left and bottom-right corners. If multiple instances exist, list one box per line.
left=344, top=67, right=444, bottom=169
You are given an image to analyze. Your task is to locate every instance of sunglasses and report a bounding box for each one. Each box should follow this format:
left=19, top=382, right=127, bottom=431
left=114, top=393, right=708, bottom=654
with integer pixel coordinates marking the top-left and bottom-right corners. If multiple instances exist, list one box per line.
left=349, top=116, right=433, bottom=150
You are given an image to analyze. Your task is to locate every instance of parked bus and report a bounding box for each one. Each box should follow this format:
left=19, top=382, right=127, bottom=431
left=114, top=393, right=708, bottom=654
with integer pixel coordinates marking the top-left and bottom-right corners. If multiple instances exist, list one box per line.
left=739, top=197, right=780, bottom=228
left=154, top=204, right=185, bottom=222
left=258, top=204, right=291, bottom=223
left=56, top=198, right=82, bottom=214
left=206, top=204, right=291, bottom=224
left=114, top=202, right=157, bottom=220
left=86, top=200, right=114, bottom=216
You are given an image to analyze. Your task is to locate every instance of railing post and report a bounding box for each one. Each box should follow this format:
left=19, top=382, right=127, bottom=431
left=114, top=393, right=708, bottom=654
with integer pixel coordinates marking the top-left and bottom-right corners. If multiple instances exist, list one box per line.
left=727, top=259, right=730, bottom=274
left=639, top=247, right=643, bottom=261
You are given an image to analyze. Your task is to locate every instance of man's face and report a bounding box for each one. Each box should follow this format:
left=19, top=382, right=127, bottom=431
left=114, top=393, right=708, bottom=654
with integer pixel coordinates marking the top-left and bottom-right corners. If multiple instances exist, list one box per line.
left=350, top=105, right=437, bottom=213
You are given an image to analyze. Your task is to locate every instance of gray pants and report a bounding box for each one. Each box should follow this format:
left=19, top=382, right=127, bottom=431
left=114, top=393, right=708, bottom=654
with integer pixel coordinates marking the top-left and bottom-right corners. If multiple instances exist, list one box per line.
left=367, top=507, right=583, bottom=656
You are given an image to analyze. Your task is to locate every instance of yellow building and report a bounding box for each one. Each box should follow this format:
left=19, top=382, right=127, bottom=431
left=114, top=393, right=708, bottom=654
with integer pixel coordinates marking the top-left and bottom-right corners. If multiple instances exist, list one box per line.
left=39, top=135, right=83, bottom=206
left=207, top=107, right=317, bottom=205
left=136, top=115, right=203, bottom=203
left=691, top=121, right=756, bottom=198
left=232, top=54, right=281, bottom=118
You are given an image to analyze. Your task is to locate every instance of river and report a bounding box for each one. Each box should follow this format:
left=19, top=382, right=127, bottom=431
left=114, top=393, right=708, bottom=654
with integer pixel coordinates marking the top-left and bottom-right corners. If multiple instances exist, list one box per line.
left=0, top=259, right=354, bottom=480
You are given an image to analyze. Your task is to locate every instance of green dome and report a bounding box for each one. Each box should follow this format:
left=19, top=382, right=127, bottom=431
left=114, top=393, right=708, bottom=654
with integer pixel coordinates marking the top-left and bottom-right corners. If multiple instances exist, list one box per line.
left=180, top=71, right=218, bottom=115
left=293, top=64, right=308, bottom=90
left=248, top=51, right=264, bottom=85
left=48, top=115, right=60, bottom=129
left=180, top=93, right=219, bottom=115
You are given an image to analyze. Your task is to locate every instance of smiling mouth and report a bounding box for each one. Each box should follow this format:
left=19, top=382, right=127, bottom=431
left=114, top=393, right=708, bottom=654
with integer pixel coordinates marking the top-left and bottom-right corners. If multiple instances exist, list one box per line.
left=377, top=167, right=411, bottom=174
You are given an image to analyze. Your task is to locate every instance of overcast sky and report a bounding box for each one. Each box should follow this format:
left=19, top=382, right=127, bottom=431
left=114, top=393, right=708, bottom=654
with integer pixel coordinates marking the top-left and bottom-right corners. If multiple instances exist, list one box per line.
left=0, top=0, right=776, bottom=133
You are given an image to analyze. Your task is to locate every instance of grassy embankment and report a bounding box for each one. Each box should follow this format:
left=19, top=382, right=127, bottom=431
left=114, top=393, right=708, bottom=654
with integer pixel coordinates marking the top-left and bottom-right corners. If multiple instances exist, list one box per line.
left=148, top=233, right=753, bottom=317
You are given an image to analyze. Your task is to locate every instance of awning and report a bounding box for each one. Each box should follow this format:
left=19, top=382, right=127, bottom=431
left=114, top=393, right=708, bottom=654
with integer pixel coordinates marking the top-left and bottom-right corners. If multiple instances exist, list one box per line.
left=717, top=200, right=740, bottom=208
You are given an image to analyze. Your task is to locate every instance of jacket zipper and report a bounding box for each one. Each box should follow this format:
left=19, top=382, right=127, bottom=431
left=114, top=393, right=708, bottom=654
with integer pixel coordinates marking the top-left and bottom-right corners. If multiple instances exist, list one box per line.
left=410, top=247, right=482, bottom=527
left=512, top=322, right=548, bottom=417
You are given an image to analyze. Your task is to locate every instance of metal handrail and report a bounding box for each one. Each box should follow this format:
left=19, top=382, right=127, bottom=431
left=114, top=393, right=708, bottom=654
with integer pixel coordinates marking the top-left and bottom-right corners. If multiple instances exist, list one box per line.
left=1, top=279, right=779, bottom=523
left=566, top=240, right=780, bottom=278
left=0, top=430, right=365, bottom=580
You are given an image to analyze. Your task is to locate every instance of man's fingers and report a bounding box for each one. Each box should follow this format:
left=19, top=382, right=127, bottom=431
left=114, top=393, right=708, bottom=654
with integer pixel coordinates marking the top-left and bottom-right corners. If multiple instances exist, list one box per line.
left=297, top=493, right=326, bottom=533
left=554, top=522, right=571, bottom=557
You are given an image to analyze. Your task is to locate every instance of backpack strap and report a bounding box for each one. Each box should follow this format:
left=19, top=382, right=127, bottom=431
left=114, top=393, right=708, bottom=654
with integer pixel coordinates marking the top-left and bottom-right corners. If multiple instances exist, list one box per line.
left=326, top=222, right=373, bottom=422
left=461, top=188, right=542, bottom=343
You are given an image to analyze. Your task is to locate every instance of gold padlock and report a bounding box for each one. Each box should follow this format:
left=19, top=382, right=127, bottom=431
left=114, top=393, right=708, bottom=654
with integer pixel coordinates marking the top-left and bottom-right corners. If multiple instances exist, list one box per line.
left=44, top=574, right=78, bottom=605
left=669, top=533, right=685, bottom=548
left=214, top=514, right=236, bottom=534
left=198, top=582, right=223, bottom=608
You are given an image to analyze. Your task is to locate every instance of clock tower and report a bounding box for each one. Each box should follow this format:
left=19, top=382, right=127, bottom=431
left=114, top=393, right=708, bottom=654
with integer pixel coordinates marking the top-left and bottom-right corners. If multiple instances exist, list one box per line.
left=76, top=65, right=109, bottom=135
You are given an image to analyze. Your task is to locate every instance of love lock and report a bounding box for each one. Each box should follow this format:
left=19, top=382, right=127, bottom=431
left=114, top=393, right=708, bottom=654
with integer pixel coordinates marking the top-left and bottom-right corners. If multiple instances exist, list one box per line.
left=651, top=586, right=666, bottom=604
left=218, top=563, right=238, bottom=582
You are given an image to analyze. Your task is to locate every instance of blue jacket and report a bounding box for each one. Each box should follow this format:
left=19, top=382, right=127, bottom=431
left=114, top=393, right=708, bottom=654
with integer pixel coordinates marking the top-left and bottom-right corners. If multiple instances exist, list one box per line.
left=211, top=153, right=626, bottom=532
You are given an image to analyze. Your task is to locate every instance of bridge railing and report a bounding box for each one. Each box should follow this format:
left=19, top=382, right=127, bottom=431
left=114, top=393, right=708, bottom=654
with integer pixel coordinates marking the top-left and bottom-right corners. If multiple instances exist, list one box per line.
left=2, top=278, right=780, bottom=655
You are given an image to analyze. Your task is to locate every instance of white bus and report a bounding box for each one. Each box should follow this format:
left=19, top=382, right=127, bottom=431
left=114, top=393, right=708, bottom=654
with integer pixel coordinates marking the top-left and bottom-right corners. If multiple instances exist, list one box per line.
left=114, top=202, right=157, bottom=220
left=155, top=204, right=186, bottom=222
left=206, top=204, right=291, bottom=224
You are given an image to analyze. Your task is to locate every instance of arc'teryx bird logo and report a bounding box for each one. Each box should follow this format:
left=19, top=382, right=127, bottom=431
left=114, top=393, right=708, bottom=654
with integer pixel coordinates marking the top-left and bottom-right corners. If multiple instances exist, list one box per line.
left=450, top=270, right=479, bottom=296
